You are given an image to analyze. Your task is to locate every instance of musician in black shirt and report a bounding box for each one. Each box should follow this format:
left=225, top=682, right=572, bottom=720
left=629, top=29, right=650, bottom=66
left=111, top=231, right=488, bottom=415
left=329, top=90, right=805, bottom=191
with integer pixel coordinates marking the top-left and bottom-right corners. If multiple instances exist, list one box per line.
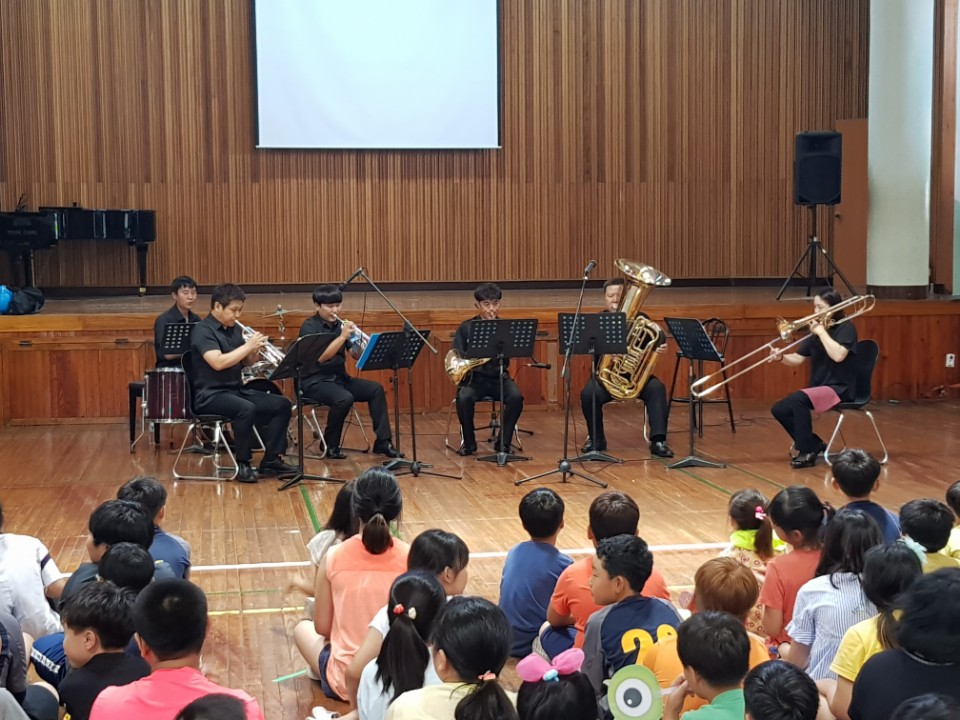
left=297, top=284, right=400, bottom=460
left=153, top=276, right=200, bottom=368
left=579, top=278, right=674, bottom=458
left=190, top=284, right=295, bottom=483
left=452, top=283, right=524, bottom=456
left=770, top=288, right=858, bottom=469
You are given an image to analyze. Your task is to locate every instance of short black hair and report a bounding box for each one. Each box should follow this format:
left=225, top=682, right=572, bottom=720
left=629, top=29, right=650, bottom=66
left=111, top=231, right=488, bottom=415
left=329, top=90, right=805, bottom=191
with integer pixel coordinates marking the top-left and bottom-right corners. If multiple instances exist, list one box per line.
left=61, top=581, right=138, bottom=650
left=408, top=529, right=470, bottom=575
left=896, top=568, right=960, bottom=664
left=518, top=487, right=565, bottom=539
left=743, top=660, right=819, bottom=720
left=603, top=278, right=625, bottom=290
left=99, top=542, right=156, bottom=594
left=946, top=480, right=960, bottom=517
left=831, top=449, right=882, bottom=498
left=676, top=611, right=750, bottom=688
left=312, top=284, right=343, bottom=306
left=170, top=276, right=197, bottom=293
left=816, top=287, right=846, bottom=319
left=588, top=491, right=639, bottom=540
left=473, top=282, right=502, bottom=302
left=88, top=499, right=155, bottom=550
left=210, top=284, right=245, bottom=309
left=175, top=693, right=247, bottom=720
left=890, top=694, right=960, bottom=720
left=596, top=535, right=653, bottom=592
left=117, top=476, right=167, bottom=521
left=900, top=499, right=955, bottom=552
left=134, top=579, right=208, bottom=661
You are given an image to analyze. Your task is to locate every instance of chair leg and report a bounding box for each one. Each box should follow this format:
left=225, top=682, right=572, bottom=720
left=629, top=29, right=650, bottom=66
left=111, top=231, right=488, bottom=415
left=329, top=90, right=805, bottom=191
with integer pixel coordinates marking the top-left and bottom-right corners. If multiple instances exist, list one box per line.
left=173, top=421, right=239, bottom=481
left=824, top=412, right=846, bottom=466
left=445, top=399, right=460, bottom=450
left=864, top=409, right=890, bottom=464
left=344, top=408, right=370, bottom=452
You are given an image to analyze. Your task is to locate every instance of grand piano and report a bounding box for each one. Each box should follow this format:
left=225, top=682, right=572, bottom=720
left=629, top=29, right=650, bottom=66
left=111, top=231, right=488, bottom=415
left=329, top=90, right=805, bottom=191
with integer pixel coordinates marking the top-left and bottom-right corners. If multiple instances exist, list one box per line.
left=0, top=206, right=156, bottom=294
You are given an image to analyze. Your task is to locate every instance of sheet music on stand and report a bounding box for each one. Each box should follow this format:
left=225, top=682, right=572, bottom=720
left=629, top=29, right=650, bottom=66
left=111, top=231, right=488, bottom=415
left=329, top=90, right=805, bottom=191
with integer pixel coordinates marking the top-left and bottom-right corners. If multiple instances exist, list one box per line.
left=558, top=312, right=628, bottom=355
left=465, top=319, right=538, bottom=360
left=160, top=322, right=196, bottom=355
left=357, top=330, right=430, bottom=372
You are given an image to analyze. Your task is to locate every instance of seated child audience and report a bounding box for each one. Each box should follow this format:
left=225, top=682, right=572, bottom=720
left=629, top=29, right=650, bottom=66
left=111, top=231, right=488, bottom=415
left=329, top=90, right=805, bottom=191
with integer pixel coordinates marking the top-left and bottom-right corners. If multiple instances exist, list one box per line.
left=356, top=570, right=446, bottom=720
left=0, top=610, right=59, bottom=720
left=828, top=542, right=923, bottom=720
left=663, top=611, right=750, bottom=720
left=89, top=579, right=264, bottom=720
left=759, top=486, right=833, bottom=652
left=386, top=596, right=517, bottom=720
left=175, top=693, right=248, bottom=720
left=643, top=557, right=771, bottom=713
left=942, top=481, right=960, bottom=560
left=290, top=481, right=357, bottom=597
left=829, top=449, right=901, bottom=543
left=541, top=491, right=671, bottom=657
left=117, top=476, right=192, bottom=579
left=848, top=569, right=960, bottom=720
left=720, top=489, right=784, bottom=636
left=58, top=582, right=149, bottom=720
left=499, top=488, right=572, bottom=657
left=581, top=535, right=681, bottom=712
left=743, top=660, right=820, bottom=720
left=346, top=529, right=469, bottom=701
left=0, top=501, right=66, bottom=639
left=515, top=648, right=597, bottom=720
left=899, top=499, right=960, bottom=572
left=890, top=694, right=960, bottom=720
left=294, top=468, right=408, bottom=704
left=786, top=508, right=882, bottom=680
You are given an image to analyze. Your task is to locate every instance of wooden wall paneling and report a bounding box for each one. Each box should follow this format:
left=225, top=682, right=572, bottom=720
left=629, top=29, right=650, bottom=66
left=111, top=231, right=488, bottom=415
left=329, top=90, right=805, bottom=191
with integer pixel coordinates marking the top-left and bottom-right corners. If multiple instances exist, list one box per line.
left=932, top=0, right=957, bottom=293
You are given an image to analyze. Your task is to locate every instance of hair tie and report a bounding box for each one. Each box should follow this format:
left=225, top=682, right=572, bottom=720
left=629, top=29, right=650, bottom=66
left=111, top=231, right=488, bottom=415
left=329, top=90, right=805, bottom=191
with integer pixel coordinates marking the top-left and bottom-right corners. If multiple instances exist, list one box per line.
left=516, top=648, right=586, bottom=683
left=543, top=669, right=559, bottom=682
left=392, top=603, right=405, bottom=616
left=754, top=505, right=767, bottom=521
left=821, top=507, right=830, bottom=526
left=900, top=536, right=928, bottom=565
left=478, top=671, right=497, bottom=683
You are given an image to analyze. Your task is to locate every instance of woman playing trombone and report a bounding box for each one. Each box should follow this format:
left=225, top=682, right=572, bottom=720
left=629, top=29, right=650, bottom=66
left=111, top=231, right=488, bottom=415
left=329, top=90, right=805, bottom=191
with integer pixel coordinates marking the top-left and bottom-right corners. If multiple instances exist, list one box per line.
left=769, top=288, right=858, bottom=469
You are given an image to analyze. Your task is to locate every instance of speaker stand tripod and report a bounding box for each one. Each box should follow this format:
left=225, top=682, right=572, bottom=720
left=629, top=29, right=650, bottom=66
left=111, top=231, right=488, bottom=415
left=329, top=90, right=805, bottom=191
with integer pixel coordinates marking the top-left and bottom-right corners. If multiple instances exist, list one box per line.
left=777, top=205, right=857, bottom=300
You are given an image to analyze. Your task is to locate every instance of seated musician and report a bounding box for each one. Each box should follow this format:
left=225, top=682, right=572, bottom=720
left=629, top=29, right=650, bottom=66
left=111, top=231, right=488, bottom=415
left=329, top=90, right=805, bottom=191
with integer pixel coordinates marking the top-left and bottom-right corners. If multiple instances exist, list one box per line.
left=452, top=282, right=524, bottom=456
left=580, top=278, right=674, bottom=458
left=153, top=275, right=199, bottom=368
left=297, top=284, right=400, bottom=459
left=770, top=288, right=857, bottom=469
left=190, top=283, right=296, bottom=483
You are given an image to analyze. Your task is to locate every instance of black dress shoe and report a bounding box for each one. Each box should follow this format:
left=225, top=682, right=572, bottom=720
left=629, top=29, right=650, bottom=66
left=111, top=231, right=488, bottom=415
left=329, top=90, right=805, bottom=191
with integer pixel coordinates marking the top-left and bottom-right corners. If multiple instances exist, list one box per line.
left=581, top=437, right=607, bottom=453
left=650, top=441, right=675, bottom=458
left=813, top=440, right=828, bottom=456
left=373, top=441, right=403, bottom=458
left=457, top=444, right=477, bottom=457
left=791, top=451, right=818, bottom=469
left=259, top=457, right=299, bottom=476
left=236, top=463, right=259, bottom=484
left=325, top=447, right=348, bottom=460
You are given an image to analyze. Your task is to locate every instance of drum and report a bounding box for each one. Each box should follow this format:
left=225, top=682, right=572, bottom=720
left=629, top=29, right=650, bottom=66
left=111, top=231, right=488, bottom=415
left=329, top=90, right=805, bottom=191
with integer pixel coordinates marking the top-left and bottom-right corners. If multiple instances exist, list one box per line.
left=243, top=378, right=283, bottom=395
left=144, top=368, right=187, bottom=422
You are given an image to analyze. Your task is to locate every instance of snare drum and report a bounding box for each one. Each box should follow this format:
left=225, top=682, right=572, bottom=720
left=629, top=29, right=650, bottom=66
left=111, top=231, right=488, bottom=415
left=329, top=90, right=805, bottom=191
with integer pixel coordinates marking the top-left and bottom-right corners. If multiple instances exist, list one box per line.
left=144, top=368, right=187, bottom=422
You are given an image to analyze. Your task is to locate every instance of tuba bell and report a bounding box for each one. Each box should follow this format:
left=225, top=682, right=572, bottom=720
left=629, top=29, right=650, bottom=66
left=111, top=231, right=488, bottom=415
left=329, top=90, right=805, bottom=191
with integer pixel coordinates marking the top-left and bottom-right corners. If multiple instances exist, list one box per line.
left=596, top=259, right=671, bottom=400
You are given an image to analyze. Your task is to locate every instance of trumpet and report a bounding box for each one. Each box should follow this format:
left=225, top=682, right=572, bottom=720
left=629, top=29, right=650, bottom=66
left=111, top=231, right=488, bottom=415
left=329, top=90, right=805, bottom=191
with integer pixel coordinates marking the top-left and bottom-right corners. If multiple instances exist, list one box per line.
left=690, top=294, right=875, bottom=399
left=236, top=321, right=286, bottom=368
left=334, top=315, right=371, bottom=358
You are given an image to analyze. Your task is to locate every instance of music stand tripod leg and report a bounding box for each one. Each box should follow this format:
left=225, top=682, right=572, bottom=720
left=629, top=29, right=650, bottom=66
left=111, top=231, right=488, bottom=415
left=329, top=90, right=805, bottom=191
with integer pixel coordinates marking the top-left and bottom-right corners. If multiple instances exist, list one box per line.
left=386, top=367, right=461, bottom=480
left=476, top=356, right=531, bottom=467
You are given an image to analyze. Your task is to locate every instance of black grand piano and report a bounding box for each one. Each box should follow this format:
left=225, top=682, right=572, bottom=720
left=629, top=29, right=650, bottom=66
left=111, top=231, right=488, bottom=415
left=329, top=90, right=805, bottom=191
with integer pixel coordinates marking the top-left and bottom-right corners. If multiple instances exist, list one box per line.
left=0, top=206, right=156, bottom=294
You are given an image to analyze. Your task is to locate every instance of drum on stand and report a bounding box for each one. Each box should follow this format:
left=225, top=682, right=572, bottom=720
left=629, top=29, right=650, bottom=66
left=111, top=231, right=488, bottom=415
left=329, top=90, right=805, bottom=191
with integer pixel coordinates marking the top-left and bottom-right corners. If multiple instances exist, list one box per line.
left=144, top=368, right=188, bottom=422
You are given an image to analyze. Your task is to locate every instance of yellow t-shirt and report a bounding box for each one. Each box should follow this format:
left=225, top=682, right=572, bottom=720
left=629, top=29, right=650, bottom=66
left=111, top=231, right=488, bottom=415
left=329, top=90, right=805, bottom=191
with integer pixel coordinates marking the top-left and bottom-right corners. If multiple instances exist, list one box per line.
left=924, top=551, right=960, bottom=573
left=830, top=615, right=884, bottom=681
left=940, top=526, right=960, bottom=561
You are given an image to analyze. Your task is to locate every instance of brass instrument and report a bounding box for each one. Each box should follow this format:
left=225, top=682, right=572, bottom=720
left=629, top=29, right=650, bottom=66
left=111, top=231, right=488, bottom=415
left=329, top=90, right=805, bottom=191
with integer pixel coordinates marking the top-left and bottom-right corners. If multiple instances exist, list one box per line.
left=334, top=315, right=371, bottom=358
left=236, top=321, right=286, bottom=370
left=597, top=259, right=672, bottom=400
left=444, top=349, right=489, bottom=385
left=690, top=294, right=875, bottom=399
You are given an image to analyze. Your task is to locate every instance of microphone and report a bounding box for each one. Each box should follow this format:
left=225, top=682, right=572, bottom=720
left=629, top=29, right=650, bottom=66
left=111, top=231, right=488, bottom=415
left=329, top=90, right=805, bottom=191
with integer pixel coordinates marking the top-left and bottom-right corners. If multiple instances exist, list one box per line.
left=583, top=260, right=597, bottom=276
left=338, top=267, right=364, bottom=291
left=527, top=362, right=552, bottom=370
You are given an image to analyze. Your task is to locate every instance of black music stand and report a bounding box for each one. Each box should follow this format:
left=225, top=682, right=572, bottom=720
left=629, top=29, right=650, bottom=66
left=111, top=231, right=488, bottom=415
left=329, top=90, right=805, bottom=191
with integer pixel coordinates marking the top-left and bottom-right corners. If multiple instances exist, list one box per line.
left=274, top=333, right=345, bottom=491
left=358, top=328, right=460, bottom=480
left=664, top=318, right=726, bottom=470
left=464, top=319, right=538, bottom=467
left=160, top=322, right=195, bottom=357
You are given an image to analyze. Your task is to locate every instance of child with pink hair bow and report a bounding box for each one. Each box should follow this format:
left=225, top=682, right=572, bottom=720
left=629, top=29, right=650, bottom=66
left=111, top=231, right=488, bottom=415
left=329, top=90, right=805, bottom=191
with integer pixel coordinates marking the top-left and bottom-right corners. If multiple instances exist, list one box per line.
left=515, top=649, right=598, bottom=720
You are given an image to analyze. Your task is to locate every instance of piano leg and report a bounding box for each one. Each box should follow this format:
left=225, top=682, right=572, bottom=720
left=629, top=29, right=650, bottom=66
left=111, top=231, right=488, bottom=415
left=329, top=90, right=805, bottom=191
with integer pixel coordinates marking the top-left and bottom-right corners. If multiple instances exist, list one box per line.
left=135, top=243, right=149, bottom=296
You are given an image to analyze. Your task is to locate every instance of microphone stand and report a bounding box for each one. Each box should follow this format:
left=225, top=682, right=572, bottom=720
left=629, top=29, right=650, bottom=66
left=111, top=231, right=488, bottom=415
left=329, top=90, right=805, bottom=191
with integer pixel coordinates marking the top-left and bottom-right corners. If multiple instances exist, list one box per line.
left=516, top=265, right=606, bottom=488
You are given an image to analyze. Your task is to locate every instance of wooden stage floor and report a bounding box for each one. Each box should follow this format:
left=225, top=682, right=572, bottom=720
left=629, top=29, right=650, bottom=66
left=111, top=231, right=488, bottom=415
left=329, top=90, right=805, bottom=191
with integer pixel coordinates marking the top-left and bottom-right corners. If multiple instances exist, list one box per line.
left=1, top=399, right=957, bottom=718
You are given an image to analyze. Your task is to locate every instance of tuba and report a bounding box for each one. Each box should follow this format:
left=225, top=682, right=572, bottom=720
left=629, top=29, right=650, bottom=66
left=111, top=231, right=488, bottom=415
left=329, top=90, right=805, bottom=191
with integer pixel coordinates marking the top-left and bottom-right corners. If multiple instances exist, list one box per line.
left=597, top=259, right=671, bottom=400
left=444, top=349, right=488, bottom=385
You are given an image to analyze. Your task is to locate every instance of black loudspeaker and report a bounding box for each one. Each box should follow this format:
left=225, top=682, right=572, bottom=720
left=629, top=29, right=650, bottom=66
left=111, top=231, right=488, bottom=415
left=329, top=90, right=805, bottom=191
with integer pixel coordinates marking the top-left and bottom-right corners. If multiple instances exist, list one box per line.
left=794, top=131, right=842, bottom=206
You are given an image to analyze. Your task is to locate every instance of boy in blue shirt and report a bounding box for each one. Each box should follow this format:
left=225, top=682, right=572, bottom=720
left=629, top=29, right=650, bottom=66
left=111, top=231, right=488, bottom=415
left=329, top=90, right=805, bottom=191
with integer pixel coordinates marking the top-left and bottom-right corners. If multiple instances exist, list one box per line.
left=499, top=487, right=573, bottom=657
left=830, top=449, right=900, bottom=543
left=117, top=476, right=192, bottom=579
left=582, top=534, right=681, bottom=716
left=663, top=611, right=749, bottom=720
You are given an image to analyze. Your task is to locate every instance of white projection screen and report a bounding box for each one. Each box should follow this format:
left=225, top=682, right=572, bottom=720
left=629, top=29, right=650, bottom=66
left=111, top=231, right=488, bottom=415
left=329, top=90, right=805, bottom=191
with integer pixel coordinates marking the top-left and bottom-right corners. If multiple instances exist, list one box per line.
left=253, top=0, right=501, bottom=149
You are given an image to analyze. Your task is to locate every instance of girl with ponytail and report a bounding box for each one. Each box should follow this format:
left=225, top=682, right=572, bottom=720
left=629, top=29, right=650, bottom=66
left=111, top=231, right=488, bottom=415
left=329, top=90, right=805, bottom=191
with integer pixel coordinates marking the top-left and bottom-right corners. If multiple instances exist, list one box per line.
left=387, top=596, right=518, bottom=720
left=357, top=570, right=446, bottom=720
left=294, top=467, right=408, bottom=703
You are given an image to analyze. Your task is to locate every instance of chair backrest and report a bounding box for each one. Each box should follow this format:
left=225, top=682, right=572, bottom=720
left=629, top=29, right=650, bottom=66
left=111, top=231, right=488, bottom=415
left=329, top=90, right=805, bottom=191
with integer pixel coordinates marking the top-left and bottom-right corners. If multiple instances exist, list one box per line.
left=702, top=317, right=730, bottom=357
left=849, top=339, right=879, bottom=407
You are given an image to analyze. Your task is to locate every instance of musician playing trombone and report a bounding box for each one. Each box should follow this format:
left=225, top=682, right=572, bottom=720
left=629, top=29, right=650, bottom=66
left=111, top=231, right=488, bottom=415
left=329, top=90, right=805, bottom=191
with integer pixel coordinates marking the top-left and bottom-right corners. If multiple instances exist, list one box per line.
left=191, top=283, right=296, bottom=483
left=297, top=284, right=400, bottom=459
left=769, top=288, right=858, bottom=469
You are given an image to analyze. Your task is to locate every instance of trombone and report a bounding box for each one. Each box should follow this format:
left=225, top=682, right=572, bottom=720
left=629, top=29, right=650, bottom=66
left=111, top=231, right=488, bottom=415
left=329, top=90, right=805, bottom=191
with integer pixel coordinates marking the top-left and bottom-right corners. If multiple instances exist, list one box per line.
left=689, top=294, right=875, bottom=399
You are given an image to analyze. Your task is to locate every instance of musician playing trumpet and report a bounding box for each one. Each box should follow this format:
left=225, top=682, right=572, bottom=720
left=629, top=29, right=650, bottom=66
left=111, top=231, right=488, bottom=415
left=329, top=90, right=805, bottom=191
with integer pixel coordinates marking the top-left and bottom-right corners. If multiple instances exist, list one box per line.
left=769, top=288, right=858, bottom=469
left=191, top=283, right=296, bottom=483
left=297, top=284, right=400, bottom=459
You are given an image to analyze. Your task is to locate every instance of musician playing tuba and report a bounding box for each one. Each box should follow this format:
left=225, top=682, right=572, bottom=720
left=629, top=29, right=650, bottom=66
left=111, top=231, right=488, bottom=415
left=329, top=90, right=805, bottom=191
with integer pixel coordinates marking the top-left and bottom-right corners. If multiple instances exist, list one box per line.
left=580, top=277, right=674, bottom=458
left=450, top=282, right=525, bottom=456
left=297, top=284, right=401, bottom=459
left=769, top=288, right=858, bottom=469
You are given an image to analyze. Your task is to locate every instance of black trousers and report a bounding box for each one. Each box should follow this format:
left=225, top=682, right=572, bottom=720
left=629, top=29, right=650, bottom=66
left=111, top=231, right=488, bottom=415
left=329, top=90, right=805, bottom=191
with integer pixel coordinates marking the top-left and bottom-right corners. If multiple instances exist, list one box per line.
left=195, top=388, right=291, bottom=464
left=301, top=376, right=391, bottom=448
left=457, top=376, right=523, bottom=450
left=580, top=375, right=668, bottom=443
left=771, top=390, right=823, bottom=453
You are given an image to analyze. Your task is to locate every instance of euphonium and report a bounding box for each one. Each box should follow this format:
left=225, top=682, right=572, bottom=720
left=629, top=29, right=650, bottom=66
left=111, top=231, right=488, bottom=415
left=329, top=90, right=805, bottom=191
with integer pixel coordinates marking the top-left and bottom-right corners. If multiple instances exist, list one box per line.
left=236, top=321, right=286, bottom=368
left=444, top=349, right=489, bottom=385
left=597, top=259, right=671, bottom=400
